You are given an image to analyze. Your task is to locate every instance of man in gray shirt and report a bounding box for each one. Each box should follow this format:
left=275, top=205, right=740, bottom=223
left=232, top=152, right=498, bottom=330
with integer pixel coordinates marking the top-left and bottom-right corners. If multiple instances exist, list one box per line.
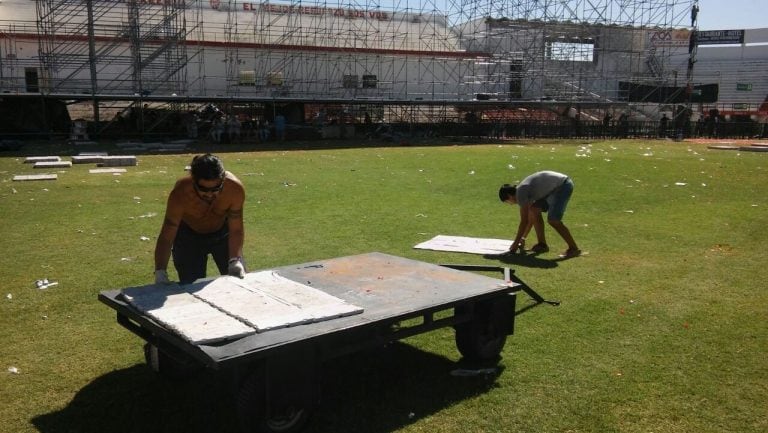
left=498, top=170, right=581, bottom=258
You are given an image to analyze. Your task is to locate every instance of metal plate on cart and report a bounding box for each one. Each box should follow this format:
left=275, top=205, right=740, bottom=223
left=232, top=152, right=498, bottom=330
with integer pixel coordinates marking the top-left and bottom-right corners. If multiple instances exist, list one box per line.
left=120, top=271, right=363, bottom=344
left=121, top=285, right=256, bottom=344
left=189, top=271, right=363, bottom=332
left=102, top=252, right=517, bottom=367
left=205, top=253, right=515, bottom=362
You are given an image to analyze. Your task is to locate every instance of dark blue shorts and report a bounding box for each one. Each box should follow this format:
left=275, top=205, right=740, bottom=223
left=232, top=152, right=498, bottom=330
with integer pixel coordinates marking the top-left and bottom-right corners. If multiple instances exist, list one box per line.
left=545, top=178, right=574, bottom=221
left=172, top=221, right=229, bottom=284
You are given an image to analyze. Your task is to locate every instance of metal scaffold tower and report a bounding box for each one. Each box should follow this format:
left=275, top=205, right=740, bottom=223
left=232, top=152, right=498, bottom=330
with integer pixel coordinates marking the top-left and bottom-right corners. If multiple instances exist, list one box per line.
left=0, top=0, right=702, bottom=137
left=25, top=0, right=695, bottom=107
left=209, top=0, right=479, bottom=102
left=195, top=0, right=693, bottom=107
left=448, top=0, right=694, bottom=103
left=35, top=0, right=196, bottom=127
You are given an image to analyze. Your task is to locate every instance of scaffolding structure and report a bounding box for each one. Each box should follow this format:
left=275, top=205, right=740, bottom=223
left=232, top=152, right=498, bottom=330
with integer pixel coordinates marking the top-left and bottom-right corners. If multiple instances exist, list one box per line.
left=23, top=0, right=693, bottom=101
left=35, top=0, right=193, bottom=96
left=0, top=0, right=708, bottom=136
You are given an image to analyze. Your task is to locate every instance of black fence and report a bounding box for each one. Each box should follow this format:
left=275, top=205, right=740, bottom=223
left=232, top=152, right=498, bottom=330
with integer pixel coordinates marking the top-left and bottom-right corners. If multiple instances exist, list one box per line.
left=1, top=116, right=766, bottom=144
left=360, top=119, right=767, bottom=141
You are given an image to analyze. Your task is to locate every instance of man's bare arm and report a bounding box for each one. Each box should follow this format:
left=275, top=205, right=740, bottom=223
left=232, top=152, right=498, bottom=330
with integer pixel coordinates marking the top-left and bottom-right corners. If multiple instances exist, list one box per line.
left=154, top=191, right=184, bottom=271
left=227, top=207, right=245, bottom=260
left=510, top=203, right=531, bottom=251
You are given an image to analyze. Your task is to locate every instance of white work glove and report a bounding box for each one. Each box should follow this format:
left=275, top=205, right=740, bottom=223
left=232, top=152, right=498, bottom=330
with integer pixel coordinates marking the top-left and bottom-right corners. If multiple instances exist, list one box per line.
left=228, top=257, right=246, bottom=278
left=154, top=269, right=171, bottom=285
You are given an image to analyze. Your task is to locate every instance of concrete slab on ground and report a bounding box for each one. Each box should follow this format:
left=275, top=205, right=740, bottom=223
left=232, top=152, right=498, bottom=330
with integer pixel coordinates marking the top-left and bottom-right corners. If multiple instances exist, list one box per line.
left=24, top=156, right=61, bottom=163
left=72, top=155, right=106, bottom=164
left=707, top=145, right=740, bottom=150
left=13, top=174, right=58, bottom=181
left=98, top=156, right=137, bottom=167
left=740, top=146, right=768, bottom=152
left=34, top=161, right=72, bottom=168
left=89, top=168, right=127, bottom=174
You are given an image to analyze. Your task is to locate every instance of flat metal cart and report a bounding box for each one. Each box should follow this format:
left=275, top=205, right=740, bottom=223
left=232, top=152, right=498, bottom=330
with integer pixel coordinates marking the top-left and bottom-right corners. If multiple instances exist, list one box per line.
left=99, top=252, right=550, bottom=433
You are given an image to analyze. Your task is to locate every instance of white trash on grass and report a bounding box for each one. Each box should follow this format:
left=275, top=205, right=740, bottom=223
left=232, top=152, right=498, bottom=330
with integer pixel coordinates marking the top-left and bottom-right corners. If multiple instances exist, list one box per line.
left=34, top=279, right=58, bottom=289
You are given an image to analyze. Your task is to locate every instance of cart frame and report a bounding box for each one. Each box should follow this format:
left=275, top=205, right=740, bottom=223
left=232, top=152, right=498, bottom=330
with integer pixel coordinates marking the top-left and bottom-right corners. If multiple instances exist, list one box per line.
left=98, top=252, right=555, bottom=433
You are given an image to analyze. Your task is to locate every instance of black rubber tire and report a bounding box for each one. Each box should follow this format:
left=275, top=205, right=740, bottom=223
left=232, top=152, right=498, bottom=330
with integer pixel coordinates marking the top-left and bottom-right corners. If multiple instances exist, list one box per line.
left=454, top=299, right=511, bottom=362
left=236, top=366, right=314, bottom=433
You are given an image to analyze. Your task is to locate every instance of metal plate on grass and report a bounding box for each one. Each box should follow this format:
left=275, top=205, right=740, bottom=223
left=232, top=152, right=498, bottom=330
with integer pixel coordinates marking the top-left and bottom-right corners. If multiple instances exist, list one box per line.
left=13, top=174, right=58, bottom=181
left=414, top=235, right=512, bottom=255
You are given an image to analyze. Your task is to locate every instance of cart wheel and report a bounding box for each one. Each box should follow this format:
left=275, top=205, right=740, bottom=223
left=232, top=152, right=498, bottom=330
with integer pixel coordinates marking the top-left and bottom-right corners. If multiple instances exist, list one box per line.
left=237, top=366, right=314, bottom=433
left=454, top=298, right=513, bottom=362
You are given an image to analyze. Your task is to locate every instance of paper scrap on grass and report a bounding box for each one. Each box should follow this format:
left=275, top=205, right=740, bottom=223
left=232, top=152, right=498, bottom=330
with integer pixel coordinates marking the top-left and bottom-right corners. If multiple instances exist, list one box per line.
left=121, top=271, right=363, bottom=343
left=414, top=235, right=512, bottom=255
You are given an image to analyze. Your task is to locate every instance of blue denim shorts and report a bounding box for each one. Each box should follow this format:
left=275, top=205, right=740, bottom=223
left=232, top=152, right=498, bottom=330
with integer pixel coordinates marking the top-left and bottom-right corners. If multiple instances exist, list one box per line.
left=546, top=178, right=573, bottom=221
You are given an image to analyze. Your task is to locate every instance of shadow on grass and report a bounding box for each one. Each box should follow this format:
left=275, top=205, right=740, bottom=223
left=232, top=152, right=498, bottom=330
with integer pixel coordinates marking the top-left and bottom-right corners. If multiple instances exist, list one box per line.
left=31, top=363, right=236, bottom=433
left=32, top=342, right=503, bottom=433
left=309, top=343, right=504, bottom=433
left=483, top=252, right=558, bottom=269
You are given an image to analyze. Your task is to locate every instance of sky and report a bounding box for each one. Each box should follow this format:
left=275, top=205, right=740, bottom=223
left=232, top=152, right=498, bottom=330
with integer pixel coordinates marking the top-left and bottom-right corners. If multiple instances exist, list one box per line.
left=696, top=0, right=765, bottom=30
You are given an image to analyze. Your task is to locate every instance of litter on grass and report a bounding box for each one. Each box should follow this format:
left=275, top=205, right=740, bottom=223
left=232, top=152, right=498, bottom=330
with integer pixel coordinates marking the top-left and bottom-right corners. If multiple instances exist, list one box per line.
left=35, top=279, right=49, bottom=288
left=34, top=279, right=58, bottom=289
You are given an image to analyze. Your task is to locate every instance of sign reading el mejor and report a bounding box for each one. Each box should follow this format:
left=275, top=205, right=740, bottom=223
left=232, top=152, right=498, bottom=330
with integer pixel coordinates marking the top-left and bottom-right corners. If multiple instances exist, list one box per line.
left=697, top=30, right=745, bottom=45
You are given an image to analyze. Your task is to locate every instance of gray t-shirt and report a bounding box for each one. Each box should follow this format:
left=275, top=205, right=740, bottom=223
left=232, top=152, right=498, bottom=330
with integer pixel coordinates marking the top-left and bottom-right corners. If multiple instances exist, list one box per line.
left=515, top=171, right=568, bottom=206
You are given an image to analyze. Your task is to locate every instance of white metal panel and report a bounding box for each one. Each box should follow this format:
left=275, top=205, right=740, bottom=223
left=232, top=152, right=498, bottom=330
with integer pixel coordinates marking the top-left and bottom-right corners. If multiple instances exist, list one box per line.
left=122, top=285, right=257, bottom=344
left=414, top=235, right=512, bottom=255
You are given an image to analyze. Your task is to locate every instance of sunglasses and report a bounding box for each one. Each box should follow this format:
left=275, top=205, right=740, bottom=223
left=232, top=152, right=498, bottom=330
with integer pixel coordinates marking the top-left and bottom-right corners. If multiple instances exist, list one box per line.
left=194, top=179, right=225, bottom=193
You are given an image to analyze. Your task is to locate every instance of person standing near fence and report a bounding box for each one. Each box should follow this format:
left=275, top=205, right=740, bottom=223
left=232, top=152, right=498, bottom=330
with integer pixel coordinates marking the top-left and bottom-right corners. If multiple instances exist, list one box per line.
left=659, top=114, right=669, bottom=138
left=274, top=114, right=286, bottom=141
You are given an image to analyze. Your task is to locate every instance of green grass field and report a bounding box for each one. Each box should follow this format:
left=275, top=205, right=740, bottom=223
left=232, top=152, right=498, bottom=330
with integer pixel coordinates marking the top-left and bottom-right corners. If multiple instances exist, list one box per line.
left=1, top=139, right=766, bottom=433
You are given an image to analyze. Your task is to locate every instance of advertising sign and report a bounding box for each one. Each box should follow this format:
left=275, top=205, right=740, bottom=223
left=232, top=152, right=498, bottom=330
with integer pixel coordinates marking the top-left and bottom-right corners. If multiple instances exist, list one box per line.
left=648, top=29, right=691, bottom=48
left=697, top=30, right=745, bottom=45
